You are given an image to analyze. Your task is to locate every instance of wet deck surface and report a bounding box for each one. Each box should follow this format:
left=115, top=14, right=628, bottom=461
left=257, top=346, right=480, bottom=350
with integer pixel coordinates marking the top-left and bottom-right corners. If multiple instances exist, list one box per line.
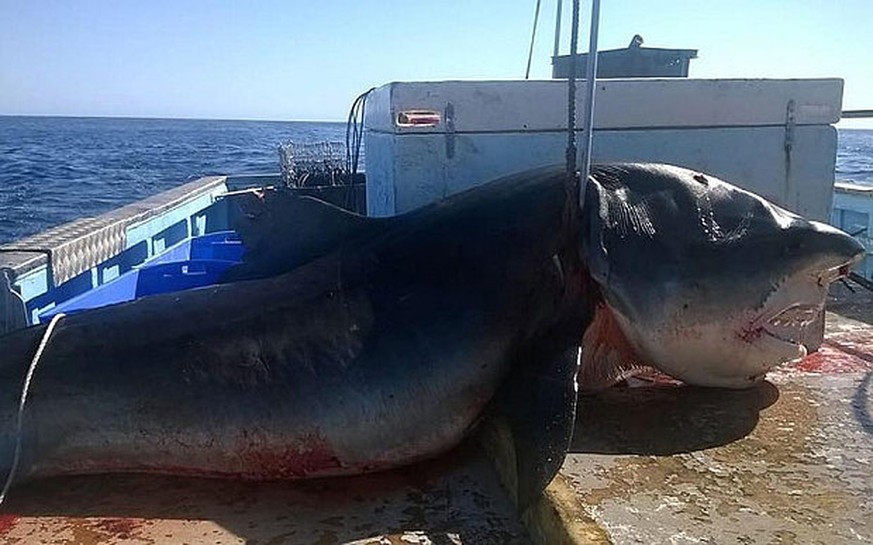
left=561, top=292, right=873, bottom=544
left=0, top=444, right=530, bottom=544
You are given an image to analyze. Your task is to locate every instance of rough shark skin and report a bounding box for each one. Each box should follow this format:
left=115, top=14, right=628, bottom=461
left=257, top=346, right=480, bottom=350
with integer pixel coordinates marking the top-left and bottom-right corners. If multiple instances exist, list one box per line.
left=0, top=163, right=863, bottom=505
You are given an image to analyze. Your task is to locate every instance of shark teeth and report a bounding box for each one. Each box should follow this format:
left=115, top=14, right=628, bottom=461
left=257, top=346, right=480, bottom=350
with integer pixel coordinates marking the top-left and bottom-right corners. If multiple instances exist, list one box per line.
left=817, top=262, right=853, bottom=286
left=763, top=304, right=821, bottom=344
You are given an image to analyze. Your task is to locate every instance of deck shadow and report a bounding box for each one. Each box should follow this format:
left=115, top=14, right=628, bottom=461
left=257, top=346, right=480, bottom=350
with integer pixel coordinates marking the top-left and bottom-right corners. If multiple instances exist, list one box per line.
left=854, top=372, right=873, bottom=436
left=0, top=442, right=530, bottom=544
left=827, top=282, right=873, bottom=325
left=570, top=380, right=779, bottom=456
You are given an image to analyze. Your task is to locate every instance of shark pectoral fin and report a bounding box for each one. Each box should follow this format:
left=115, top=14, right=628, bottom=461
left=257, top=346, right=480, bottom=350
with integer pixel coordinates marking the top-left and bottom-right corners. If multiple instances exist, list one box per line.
left=223, top=191, right=390, bottom=282
left=579, top=302, right=649, bottom=391
left=482, top=346, right=580, bottom=511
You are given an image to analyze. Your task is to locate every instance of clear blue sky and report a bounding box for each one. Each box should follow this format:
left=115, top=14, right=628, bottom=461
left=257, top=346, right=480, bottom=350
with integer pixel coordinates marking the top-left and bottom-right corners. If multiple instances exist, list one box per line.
left=2, top=0, right=871, bottom=127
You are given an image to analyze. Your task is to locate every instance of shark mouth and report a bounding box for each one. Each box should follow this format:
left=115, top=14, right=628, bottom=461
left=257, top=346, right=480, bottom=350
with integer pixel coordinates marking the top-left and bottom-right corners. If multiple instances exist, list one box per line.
left=745, top=258, right=858, bottom=348
left=817, top=260, right=857, bottom=286
left=760, top=252, right=863, bottom=345
left=761, top=303, right=821, bottom=345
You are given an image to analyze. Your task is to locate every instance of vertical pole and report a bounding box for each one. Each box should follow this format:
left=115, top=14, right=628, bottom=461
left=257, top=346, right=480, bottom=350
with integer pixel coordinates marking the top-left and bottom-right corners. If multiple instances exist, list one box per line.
left=525, top=0, right=543, bottom=79
left=578, top=0, right=601, bottom=209
left=564, top=0, right=580, bottom=183
left=553, top=0, right=563, bottom=60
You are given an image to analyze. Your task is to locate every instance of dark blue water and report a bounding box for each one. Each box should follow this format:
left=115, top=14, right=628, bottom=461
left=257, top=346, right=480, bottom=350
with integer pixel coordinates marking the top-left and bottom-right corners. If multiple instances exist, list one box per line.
left=0, top=116, right=345, bottom=244
left=1, top=117, right=871, bottom=244
left=836, top=129, right=873, bottom=185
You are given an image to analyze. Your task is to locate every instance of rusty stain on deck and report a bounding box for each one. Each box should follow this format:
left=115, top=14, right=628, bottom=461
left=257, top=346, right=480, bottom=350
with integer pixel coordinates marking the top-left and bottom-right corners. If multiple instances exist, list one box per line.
left=0, top=444, right=530, bottom=544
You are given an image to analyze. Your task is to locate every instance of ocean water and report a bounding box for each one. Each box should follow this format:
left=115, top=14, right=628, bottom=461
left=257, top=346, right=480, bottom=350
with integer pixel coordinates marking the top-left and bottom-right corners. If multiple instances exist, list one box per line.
left=0, top=116, right=345, bottom=244
left=836, top=129, right=873, bottom=185
left=1, top=116, right=871, bottom=244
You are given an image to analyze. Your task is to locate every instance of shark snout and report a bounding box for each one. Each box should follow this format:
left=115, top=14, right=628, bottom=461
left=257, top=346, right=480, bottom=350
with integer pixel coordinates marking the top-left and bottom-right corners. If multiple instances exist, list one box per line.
left=793, top=220, right=865, bottom=275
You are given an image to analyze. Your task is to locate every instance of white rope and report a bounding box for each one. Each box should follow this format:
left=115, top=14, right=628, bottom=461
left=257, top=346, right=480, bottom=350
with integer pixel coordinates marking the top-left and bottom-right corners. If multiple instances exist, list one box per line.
left=0, top=312, right=66, bottom=505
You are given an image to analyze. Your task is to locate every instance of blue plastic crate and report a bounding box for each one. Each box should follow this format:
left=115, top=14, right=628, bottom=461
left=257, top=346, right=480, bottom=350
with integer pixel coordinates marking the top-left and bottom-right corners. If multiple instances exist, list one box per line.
left=40, top=271, right=140, bottom=320
left=38, top=231, right=245, bottom=321
left=135, top=259, right=237, bottom=297
left=145, top=230, right=244, bottom=265
left=190, top=231, right=245, bottom=262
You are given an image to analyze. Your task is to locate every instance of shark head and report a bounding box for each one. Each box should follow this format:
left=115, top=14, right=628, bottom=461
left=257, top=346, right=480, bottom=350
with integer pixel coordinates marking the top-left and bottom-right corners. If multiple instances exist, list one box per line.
left=582, top=164, right=865, bottom=389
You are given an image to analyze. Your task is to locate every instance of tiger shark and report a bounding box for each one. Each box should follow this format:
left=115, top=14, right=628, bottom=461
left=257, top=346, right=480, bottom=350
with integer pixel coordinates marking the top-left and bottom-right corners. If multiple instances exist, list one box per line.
left=0, top=163, right=862, bottom=508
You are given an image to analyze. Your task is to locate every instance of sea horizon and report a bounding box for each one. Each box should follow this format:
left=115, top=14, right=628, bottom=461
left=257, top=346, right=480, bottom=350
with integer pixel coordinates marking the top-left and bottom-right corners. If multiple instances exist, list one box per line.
left=0, top=113, right=347, bottom=125
left=3, top=113, right=872, bottom=131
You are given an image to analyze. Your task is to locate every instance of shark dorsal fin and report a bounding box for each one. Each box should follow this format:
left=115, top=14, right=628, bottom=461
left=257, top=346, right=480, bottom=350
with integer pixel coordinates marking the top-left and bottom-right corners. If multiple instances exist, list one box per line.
left=222, top=190, right=388, bottom=282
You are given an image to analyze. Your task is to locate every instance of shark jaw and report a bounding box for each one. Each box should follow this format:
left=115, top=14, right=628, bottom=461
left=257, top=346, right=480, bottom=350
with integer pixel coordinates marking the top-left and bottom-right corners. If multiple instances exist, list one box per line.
left=579, top=256, right=862, bottom=390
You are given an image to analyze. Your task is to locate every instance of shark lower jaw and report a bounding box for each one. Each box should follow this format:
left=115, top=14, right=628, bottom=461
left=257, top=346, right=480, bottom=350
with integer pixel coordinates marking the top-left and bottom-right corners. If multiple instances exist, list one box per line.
left=607, top=309, right=810, bottom=389
left=739, top=254, right=861, bottom=360
left=759, top=303, right=821, bottom=350
left=588, top=255, right=861, bottom=389
left=752, top=252, right=862, bottom=344
left=742, top=303, right=821, bottom=346
left=732, top=307, right=817, bottom=380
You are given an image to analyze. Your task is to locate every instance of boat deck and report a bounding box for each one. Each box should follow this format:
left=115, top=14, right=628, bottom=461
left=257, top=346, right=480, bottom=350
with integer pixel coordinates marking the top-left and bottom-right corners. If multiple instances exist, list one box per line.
left=0, top=444, right=530, bottom=545
left=561, top=302, right=873, bottom=543
left=0, top=286, right=871, bottom=544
